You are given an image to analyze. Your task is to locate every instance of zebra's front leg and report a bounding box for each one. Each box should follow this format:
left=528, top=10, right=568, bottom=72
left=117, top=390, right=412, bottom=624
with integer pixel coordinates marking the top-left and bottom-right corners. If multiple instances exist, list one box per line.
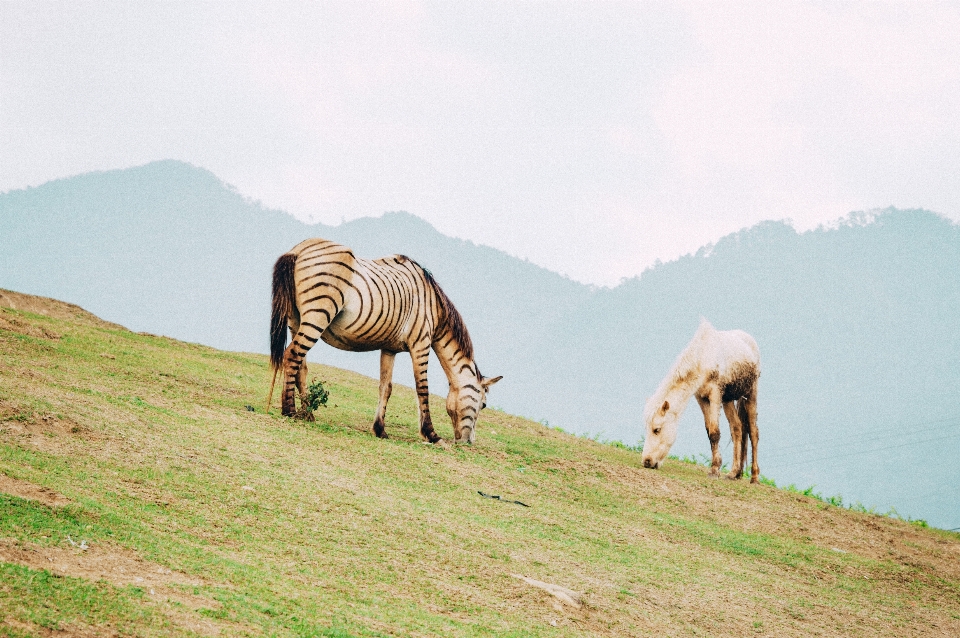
left=373, top=350, right=396, bottom=439
left=410, top=341, right=442, bottom=444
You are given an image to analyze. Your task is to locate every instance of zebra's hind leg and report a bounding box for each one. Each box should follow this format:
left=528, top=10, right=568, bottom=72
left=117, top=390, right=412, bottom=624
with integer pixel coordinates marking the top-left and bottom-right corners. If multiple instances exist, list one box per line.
left=280, top=341, right=303, bottom=417
left=373, top=350, right=396, bottom=438
left=296, top=359, right=314, bottom=422
left=281, top=318, right=324, bottom=418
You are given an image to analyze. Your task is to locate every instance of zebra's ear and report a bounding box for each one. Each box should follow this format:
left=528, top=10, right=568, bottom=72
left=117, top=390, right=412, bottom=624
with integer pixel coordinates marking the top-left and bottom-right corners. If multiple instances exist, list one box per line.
left=482, top=375, right=503, bottom=390
left=660, top=400, right=670, bottom=414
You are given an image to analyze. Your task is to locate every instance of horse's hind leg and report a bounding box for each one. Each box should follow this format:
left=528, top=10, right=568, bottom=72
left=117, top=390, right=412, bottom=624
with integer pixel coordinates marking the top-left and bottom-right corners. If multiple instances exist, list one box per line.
left=722, top=400, right=745, bottom=479
left=737, top=400, right=749, bottom=476
left=741, top=394, right=760, bottom=483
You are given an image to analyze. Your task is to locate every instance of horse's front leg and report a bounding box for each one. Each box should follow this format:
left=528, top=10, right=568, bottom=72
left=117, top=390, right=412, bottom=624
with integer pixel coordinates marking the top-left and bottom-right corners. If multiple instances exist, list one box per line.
left=723, top=400, right=745, bottom=479
left=698, top=391, right=723, bottom=477
left=373, top=350, right=396, bottom=439
left=410, top=340, right=442, bottom=444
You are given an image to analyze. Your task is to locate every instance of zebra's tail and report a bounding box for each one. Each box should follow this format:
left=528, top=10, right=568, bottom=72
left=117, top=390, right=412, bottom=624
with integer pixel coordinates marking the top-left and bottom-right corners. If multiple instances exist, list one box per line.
left=270, top=253, right=298, bottom=372
left=266, top=253, right=297, bottom=412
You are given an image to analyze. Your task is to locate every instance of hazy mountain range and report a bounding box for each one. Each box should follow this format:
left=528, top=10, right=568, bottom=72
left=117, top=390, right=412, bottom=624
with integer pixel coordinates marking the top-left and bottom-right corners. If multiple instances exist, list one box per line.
left=2, top=160, right=958, bottom=528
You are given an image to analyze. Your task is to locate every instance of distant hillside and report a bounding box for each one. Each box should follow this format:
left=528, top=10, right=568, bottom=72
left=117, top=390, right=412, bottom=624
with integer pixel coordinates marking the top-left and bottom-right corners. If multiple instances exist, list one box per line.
left=0, top=161, right=586, bottom=417
left=2, top=290, right=958, bottom=636
left=2, top=161, right=959, bottom=528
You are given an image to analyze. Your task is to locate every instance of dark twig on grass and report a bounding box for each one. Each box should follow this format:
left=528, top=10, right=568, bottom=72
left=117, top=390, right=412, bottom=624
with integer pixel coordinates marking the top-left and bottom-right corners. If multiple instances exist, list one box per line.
left=478, top=491, right=530, bottom=507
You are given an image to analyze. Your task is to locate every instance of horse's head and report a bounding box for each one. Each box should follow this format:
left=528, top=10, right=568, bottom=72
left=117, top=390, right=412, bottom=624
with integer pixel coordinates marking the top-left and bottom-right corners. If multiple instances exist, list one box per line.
left=446, top=371, right=502, bottom=444
left=641, top=397, right=679, bottom=469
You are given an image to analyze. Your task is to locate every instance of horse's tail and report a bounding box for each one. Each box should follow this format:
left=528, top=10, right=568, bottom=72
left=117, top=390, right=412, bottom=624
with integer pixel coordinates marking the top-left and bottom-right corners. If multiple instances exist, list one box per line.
left=266, top=253, right=298, bottom=411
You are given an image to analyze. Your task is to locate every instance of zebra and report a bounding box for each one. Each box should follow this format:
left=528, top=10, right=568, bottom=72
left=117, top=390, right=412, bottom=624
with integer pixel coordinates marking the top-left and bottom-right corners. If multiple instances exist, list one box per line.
left=268, top=238, right=502, bottom=444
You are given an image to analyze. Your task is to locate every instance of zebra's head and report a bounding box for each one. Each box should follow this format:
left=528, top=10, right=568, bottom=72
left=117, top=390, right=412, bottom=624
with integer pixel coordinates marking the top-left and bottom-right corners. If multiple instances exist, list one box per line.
left=447, top=370, right=502, bottom=444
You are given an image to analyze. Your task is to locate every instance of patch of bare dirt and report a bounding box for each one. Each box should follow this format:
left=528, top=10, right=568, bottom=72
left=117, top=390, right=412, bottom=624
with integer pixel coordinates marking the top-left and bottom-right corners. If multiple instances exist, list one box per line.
left=0, top=538, right=242, bottom=636
left=0, top=313, right=61, bottom=340
left=0, top=289, right=125, bottom=330
left=1, top=616, right=117, bottom=638
left=0, top=474, right=71, bottom=507
left=0, top=401, right=98, bottom=455
left=0, top=538, right=209, bottom=604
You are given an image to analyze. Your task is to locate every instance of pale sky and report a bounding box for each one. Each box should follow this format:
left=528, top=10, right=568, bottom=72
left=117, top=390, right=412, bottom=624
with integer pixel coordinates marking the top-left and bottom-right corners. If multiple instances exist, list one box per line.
left=3, top=1, right=960, bottom=285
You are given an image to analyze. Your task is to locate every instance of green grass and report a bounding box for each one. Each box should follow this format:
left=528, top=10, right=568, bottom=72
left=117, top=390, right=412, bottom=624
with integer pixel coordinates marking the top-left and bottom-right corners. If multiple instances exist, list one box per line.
left=1, top=299, right=959, bottom=636
left=1, top=561, right=160, bottom=635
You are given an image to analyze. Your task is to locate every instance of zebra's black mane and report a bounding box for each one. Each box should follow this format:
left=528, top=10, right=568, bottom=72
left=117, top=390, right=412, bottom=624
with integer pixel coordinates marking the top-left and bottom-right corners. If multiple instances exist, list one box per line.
left=407, top=257, right=475, bottom=363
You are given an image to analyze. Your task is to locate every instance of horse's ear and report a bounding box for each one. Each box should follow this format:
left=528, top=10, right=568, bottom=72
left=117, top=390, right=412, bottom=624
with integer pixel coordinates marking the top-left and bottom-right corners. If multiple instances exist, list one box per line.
left=482, top=375, right=503, bottom=390
left=661, top=400, right=670, bottom=414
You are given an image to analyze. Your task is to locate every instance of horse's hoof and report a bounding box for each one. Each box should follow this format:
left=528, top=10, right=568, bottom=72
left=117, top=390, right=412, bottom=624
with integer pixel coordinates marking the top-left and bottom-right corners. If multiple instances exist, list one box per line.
left=707, top=472, right=720, bottom=479
left=375, top=431, right=388, bottom=439
left=750, top=477, right=759, bottom=484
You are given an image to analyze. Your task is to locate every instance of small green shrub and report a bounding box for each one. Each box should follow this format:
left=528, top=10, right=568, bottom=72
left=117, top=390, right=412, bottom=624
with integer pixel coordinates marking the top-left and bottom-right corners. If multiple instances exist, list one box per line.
left=292, top=379, right=331, bottom=420
left=305, top=379, right=330, bottom=411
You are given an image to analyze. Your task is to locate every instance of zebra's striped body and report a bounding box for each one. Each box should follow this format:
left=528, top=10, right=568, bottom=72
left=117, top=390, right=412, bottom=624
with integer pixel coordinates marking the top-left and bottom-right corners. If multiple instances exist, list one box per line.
left=270, top=238, right=501, bottom=444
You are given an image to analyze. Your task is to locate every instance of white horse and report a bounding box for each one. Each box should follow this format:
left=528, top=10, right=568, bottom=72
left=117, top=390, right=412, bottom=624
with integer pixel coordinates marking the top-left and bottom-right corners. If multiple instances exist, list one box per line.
left=641, top=319, right=761, bottom=482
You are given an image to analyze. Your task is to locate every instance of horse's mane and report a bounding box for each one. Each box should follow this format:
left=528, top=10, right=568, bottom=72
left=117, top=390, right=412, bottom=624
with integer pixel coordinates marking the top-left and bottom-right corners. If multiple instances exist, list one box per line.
left=406, top=257, right=474, bottom=361
left=644, top=319, right=714, bottom=420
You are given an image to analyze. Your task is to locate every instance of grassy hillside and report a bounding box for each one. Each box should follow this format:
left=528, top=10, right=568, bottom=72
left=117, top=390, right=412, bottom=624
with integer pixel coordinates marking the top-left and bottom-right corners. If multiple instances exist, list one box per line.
left=5, top=162, right=960, bottom=527
left=1, top=290, right=958, bottom=637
